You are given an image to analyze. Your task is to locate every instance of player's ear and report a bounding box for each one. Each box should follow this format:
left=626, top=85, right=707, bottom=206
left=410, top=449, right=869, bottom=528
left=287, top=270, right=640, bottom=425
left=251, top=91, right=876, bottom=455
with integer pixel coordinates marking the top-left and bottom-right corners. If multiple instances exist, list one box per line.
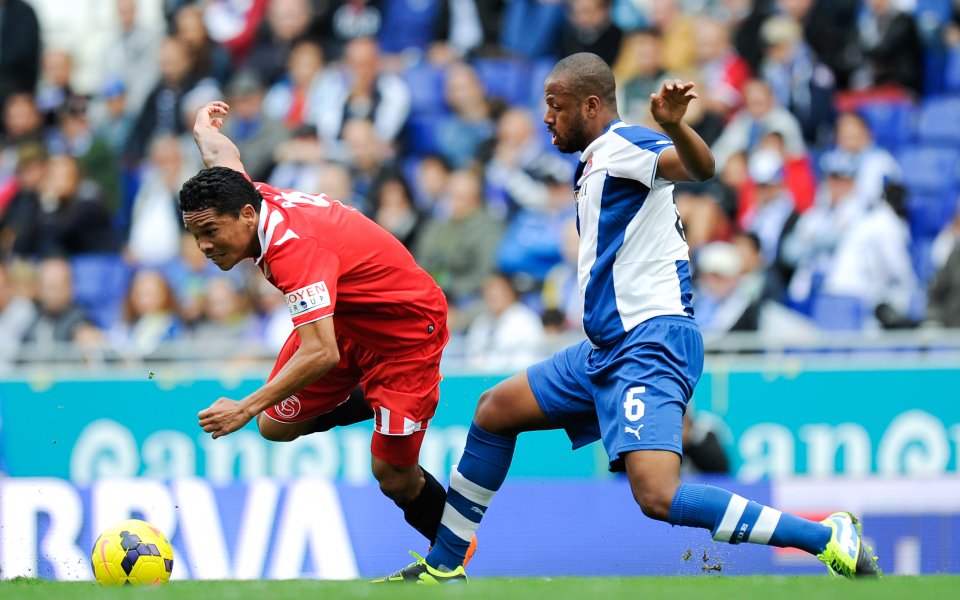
left=240, top=203, right=257, bottom=226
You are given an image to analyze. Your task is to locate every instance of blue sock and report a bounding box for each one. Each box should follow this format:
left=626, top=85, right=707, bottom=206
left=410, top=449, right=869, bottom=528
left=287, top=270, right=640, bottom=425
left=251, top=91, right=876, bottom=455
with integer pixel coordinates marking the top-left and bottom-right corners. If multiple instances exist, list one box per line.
left=426, top=422, right=516, bottom=570
left=668, top=483, right=831, bottom=555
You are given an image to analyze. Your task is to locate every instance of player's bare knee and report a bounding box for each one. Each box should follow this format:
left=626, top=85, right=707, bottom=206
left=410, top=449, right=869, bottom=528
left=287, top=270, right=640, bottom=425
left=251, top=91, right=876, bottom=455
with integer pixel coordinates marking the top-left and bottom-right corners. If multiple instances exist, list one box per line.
left=373, top=461, right=421, bottom=504
left=256, top=415, right=301, bottom=442
left=474, top=387, right=516, bottom=434
left=628, top=474, right=676, bottom=522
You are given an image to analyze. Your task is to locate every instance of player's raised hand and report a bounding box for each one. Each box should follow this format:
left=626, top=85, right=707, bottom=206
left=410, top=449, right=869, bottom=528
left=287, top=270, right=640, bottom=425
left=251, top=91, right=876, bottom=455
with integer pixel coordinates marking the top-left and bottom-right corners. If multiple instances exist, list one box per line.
left=195, top=101, right=230, bottom=133
left=198, top=397, right=253, bottom=439
left=649, top=79, right=698, bottom=127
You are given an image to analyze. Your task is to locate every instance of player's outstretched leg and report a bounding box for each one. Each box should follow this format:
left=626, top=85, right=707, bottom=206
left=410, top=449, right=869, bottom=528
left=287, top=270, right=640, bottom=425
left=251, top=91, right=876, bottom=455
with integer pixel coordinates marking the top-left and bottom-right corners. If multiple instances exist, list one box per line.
left=669, top=484, right=881, bottom=578
left=374, top=421, right=516, bottom=584
left=626, top=452, right=880, bottom=578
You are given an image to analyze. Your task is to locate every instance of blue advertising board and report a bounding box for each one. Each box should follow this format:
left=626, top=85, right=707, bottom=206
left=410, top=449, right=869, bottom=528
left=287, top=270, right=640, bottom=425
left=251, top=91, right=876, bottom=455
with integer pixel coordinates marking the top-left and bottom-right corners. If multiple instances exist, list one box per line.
left=2, top=477, right=959, bottom=580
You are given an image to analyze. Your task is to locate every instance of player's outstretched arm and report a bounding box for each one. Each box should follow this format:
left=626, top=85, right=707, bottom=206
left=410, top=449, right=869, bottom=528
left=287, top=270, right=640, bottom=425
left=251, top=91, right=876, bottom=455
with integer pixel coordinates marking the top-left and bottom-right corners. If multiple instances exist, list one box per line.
left=194, top=101, right=246, bottom=173
left=650, top=80, right=715, bottom=182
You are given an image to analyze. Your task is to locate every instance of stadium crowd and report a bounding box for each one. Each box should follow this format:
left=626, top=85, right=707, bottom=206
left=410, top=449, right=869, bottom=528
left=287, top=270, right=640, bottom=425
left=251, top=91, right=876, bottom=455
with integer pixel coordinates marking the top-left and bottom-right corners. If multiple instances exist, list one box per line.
left=1, top=0, right=960, bottom=368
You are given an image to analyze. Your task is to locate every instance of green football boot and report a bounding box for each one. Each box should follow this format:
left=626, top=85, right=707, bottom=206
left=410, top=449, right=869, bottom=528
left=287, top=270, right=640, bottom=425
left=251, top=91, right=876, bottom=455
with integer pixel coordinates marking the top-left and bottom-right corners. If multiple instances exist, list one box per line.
left=372, top=551, right=467, bottom=584
left=817, top=512, right=882, bottom=579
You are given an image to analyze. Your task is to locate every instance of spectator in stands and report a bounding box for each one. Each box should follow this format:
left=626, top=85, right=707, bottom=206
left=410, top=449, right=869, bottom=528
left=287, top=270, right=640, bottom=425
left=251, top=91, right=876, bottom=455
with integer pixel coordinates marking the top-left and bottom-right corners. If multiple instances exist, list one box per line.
left=248, top=274, right=293, bottom=353
left=35, top=49, right=82, bottom=129
left=173, top=3, right=234, bottom=86
left=49, top=96, right=123, bottom=215
left=101, top=0, right=162, bottom=116
left=369, top=168, right=424, bottom=250
left=0, top=144, right=46, bottom=259
left=759, top=15, right=835, bottom=147
left=931, top=199, right=960, bottom=272
left=782, top=150, right=867, bottom=311
left=772, top=0, right=861, bottom=90
left=222, top=69, right=290, bottom=182
left=317, top=0, right=384, bottom=61
left=823, top=182, right=919, bottom=327
left=494, top=169, right=573, bottom=289
left=464, top=272, right=545, bottom=370
left=165, top=231, right=247, bottom=330
left=541, top=216, right=581, bottom=332
left=126, top=136, right=191, bottom=267
left=340, top=117, right=394, bottom=208
left=435, top=61, right=497, bottom=168
left=126, top=37, right=202, bottom=163
left=614, top=27, right=677, bottom=126
left=246, top=0, right=321, bottom=86
left=188, top=276, right=259, bottom=347
left=560, top=0, right=623, bottom=65
left=926, top=232, right=960, bottom=328
left=740, top=147, right=799, bottom=271
left=13, top=155, right=116, bottom=259
left=851, top=0, right=924, bottom=96
left=0, top=0, right=41, bottom=115
left=263, top=40, right=337, bottom=131
left=1, top=93, right=45, bottom=179
left=109, top=268, right=183, bottom=359
left=482, top=107, right=570, bottom=219
left=415, top=168, right=503, bottom=316
left=649, top=0, right=697, bottom=74
left=426, top=0, right=497, bottom=63
left=412, top=152, right=451, bottom=214
left=674, top=180, right=730, bottom=253
left=317, top=37, right=411, bottom=146
left=268, top=123, right=325, bottom=192
left=693, top=16, right=752, bottom=118
left=316, top=159, right=367, bottom=212
left=682, top=407, right=730, bottom=475
left=710, top=78, right=806, bottom=171
left=202, top=0, right=271, bottom=62
left=21, top=257, right=100, bottom=359
left=0, top=260, right=36, bottom=367
left=833, top=111, right=901, bottom=211
left=88, top=79, right=134, bottom=161
left=693, top=240, right=758, bottom=335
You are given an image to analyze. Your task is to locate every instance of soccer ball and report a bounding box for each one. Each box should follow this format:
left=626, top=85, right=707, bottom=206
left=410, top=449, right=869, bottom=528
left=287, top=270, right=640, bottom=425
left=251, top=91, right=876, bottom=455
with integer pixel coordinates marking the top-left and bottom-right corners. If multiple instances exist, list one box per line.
left=90, top=519, right=174, bottom=586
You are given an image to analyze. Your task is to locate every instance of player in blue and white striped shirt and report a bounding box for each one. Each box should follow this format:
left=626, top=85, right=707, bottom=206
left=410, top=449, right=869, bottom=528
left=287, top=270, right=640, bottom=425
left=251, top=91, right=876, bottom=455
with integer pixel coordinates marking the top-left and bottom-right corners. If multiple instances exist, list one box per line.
left=379, top=53, right=880, bottom=583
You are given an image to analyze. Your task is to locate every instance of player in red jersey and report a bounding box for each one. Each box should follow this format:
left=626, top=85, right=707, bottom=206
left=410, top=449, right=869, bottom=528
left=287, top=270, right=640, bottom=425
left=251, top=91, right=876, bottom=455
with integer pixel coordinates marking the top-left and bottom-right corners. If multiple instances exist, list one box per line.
left=179, top=100, right=463, bottom=555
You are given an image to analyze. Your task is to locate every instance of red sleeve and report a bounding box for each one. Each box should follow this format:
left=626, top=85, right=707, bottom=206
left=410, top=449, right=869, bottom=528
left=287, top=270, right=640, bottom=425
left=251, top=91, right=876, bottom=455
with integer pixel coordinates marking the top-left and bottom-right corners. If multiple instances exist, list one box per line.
left=265, top=237, right=341, bottom=327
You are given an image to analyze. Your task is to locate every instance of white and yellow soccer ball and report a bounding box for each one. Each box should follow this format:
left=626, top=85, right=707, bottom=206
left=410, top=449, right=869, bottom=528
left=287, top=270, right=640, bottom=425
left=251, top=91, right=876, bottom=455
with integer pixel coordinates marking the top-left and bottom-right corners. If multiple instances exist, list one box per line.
left=91, top=519, right=174, bottom=586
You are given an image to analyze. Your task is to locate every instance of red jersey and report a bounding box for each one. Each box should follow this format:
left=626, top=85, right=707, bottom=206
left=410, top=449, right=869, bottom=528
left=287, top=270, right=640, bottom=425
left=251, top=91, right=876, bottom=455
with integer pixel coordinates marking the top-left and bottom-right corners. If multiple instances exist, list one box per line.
left=252, top=180, right=447, bottom=356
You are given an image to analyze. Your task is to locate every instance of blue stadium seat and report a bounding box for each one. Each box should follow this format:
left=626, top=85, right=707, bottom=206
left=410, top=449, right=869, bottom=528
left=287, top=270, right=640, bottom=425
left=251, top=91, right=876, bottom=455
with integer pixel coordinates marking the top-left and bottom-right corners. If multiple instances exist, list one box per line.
left=378, top=0, right=443, bottom=54
left=70, top=253, right=132, bottom=330
left=857, top=100, right=916, bottom=151
left=907, top=190, right=958, bottom=238
left=945, top=49, right=960, bottom=93
left=471, top=57, right=532, bottom=106
left=529, top=58, right=556, bottom=108
left=915, top=96, right=960, bottom=146
left=403, top=64, right=448, bottom=116
left=910, top=236, right=936, bottom=285
left=897, top=145, right=960, bottom=194
left=811, top=293, right=866, bottom=331
left=404, top=113, right=442, bottom=156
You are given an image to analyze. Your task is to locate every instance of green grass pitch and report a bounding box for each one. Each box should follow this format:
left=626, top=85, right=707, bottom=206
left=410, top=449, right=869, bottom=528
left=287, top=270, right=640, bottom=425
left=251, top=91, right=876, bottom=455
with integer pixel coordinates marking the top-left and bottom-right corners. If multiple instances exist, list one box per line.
left=3, top=576, right=959, bottom=600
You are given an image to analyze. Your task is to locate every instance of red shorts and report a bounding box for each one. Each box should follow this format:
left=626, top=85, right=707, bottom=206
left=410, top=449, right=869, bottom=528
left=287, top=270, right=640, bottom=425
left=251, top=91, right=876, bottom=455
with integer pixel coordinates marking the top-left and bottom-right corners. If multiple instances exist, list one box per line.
left=262, top=321, right=448, bottom=466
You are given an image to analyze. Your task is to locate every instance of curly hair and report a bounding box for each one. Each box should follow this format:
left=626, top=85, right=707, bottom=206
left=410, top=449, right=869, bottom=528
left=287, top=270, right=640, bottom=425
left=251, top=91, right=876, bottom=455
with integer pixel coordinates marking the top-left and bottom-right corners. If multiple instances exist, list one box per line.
left=179, top=167, right=262, bottom=217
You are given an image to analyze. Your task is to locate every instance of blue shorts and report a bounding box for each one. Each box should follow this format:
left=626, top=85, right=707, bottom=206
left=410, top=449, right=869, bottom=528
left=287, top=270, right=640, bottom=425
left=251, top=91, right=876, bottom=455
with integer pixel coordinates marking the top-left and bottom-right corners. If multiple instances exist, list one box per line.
left=527, top=316, right=704, bottom=472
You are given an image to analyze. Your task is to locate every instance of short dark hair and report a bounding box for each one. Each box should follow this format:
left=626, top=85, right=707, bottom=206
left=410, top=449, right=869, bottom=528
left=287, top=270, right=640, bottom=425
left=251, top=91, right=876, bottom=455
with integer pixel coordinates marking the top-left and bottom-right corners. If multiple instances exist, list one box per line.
left=179, top=167, right=262, bottom=217
left=548, top=52, right=617, bottom=108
